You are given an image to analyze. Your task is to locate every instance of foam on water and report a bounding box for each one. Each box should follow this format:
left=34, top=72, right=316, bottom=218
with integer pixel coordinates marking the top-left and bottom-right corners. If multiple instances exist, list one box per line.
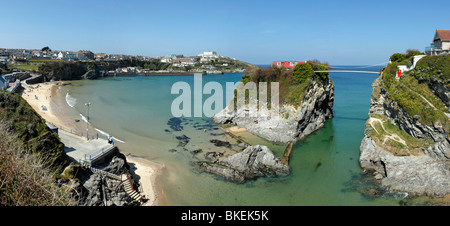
left=65, top=93, right=77, bottom=108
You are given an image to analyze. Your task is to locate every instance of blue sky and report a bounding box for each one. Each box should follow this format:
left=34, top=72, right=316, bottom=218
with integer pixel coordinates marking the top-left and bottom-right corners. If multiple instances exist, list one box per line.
left=1, top=0, right=449, bottom=65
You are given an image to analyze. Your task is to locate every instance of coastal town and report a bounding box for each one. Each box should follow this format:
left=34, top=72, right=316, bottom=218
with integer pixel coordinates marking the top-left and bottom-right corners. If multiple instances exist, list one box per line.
left=0, top=48, right=252, bottom=87
left=1, top=0, right=450, bottom=212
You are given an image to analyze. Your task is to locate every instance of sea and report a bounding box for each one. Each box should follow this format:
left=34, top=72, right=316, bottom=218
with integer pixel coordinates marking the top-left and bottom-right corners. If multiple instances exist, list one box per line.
left=51, top=65, right=410, bottom=206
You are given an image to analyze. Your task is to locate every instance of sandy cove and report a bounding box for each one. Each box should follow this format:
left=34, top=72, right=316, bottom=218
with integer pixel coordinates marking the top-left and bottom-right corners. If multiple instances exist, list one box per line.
left=19, top=81, right=166, bottom=206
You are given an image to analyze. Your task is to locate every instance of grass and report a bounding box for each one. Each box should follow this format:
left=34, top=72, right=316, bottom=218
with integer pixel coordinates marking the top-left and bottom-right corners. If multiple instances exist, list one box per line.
left=0, top=123, right=75, bottom=206
left=401, top=74, right=449, bottom=113
left=0, top=91, right=69, bottom=172
left=412, top=55, right=450, bottom=83
left=367, top=114, right=430, bottom=156
left=8, top=63, right=40, bottom=72
left=381, top=62, right=449, bottom=131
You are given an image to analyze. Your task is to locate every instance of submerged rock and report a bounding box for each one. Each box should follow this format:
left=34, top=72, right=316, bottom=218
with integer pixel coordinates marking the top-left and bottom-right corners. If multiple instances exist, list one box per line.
left=167, top=117, right=183, bottom=131
left=198, top=145, right=290, bottom=182
left=210, top=139, right=231, bottom=148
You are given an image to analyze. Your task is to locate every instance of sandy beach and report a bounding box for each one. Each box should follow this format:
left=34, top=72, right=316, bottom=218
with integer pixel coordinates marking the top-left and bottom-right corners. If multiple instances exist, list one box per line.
left=125, top=154, right=168, bottom=206
left=19, top=81, right=166, bottom=206
left=20, top=82, right=66, bottom=126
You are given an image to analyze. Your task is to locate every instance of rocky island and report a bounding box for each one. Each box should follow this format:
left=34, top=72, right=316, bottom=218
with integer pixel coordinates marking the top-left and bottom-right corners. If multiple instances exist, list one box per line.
left=360, top=53, right=450, bottom=197
left=198, top=61, right=335, bottom=182
left=214, top=61, right=334, bottom=143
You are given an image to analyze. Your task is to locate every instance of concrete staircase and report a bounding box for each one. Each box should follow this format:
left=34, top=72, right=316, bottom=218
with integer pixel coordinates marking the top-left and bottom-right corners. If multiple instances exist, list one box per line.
left=122, top=175, right=142, bottom=203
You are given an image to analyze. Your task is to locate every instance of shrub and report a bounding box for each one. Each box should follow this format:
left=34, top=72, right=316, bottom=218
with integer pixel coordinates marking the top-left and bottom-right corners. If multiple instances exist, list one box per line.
left=293, top=63, right=314, bottom=84
left=390, top=53, right=406, bottom=63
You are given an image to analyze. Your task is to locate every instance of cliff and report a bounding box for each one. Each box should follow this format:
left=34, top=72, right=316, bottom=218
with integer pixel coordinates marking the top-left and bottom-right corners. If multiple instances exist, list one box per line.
left=359, top=55, right=450, bottom=197
left=0, top=91, right=69, bottom=171
left=213, top=62, right=334, bottom=143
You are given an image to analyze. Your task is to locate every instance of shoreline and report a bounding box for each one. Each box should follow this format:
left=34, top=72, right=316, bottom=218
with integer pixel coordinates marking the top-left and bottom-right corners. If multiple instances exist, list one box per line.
left=19, top=81, right=167, bottom=206
left=125, top=154, right=169, bottom=206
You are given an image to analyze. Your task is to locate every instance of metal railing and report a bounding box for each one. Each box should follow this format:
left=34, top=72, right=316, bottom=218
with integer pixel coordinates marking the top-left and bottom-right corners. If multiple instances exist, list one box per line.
left=52, top=122, right=110, bottom=141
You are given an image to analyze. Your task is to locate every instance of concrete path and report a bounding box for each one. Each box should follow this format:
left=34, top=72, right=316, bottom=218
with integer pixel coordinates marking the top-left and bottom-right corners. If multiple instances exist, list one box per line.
left=58, top=130, right=113, bottom=163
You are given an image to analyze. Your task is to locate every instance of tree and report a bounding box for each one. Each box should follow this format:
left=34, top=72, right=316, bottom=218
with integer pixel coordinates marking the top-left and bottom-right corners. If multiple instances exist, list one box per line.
left=41, top=46, right=51, bottom=52
left=390, top=53, right=405, bottom=63
left=405, top=49, right=423, bottom=59
left=293, top=63, right=314, bottom=83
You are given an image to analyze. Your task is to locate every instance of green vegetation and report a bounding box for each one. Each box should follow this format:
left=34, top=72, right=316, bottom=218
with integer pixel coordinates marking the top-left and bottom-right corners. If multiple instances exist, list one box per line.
left=410, top=55, right=450, bottom=83
left=38, top=61, right=87, bottom=80
left=0, top=125, right=75, bottom=205
left=381, top=60, right=449, bottom=131
left=390, top=53, right=406, bottom=63
left=367, top=114, right=430, bottom=156
left=0, top=91, right=75, bottom=205
left=293, top=63, right=314, bottom=83
left=239, top=61, right=330, bottom=107
left=0, top=91, right=69, bottom=172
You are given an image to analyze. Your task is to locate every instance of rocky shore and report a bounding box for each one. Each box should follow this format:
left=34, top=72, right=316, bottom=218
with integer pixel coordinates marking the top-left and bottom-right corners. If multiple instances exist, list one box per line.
left=196, top=145, right=290, bottom=183
left=62, top=150, right=154, bottom=206
left=359, top=74, right=450, bottom=197
left=213, top=77, right=334, bottom=143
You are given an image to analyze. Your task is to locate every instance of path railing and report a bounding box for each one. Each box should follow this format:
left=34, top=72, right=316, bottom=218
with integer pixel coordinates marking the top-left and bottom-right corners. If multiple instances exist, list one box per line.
left=51, top=122, right=110, bottom=141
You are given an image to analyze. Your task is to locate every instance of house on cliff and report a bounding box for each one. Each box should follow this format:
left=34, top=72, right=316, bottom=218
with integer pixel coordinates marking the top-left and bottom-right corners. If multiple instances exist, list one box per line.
left=272, top=61, right=303, bottom=69
left=425, top=29, right=450, bottom=55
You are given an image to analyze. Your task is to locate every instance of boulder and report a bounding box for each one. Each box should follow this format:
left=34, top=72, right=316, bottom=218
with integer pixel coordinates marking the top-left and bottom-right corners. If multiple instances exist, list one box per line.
left=198, top=145, right=290, bottom=182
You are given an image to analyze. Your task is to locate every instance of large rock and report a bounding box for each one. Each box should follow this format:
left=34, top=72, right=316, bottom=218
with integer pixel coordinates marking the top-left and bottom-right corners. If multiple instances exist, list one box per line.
left=360, top=75, right=450, bottom=197
left=213, top=78, right=334, bottom=143
left=360, top=136, right=450, bottom=197
left=198, top=145, right=290, bottom=182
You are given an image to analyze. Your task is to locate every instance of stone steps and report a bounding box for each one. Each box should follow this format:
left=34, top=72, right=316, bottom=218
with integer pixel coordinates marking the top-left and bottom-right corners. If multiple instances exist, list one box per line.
left=121, top=174, right=142, bottom=203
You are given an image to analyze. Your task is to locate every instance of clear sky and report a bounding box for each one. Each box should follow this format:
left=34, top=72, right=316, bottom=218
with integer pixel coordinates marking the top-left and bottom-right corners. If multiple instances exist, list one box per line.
left=1, top=0, right=449, bottom=65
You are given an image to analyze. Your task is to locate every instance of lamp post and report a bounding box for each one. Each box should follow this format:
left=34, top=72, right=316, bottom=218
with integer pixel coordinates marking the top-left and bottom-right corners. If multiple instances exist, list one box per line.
left=85, top=102, right=91, bottom=140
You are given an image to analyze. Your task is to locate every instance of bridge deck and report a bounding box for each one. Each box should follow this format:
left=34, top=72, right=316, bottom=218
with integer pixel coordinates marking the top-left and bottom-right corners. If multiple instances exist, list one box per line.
left=314, top=70, right=380, bottom=74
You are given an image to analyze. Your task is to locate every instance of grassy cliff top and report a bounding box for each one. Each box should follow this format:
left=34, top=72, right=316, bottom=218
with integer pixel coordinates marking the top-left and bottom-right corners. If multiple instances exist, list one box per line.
left=239, top=61, right=331, bottom=107
left=411, top=55, right=450, bottom=84
left=381, top=61, right=449, bottom=130
left=0, top=91, right=69, bottom=173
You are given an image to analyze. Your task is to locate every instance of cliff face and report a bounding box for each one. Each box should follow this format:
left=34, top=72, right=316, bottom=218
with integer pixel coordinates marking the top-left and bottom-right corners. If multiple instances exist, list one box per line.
left=213, top=76, right=334, bottom=143
left=360, top=65, right=450, bottom=197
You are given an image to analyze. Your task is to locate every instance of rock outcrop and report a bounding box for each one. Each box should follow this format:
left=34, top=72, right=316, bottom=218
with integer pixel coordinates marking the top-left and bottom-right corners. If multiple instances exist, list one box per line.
left=360, top=73, right=450, bottom=197
left=213, top=77, right=334, bottom=143
left=197, top=145, right=290, bottom=182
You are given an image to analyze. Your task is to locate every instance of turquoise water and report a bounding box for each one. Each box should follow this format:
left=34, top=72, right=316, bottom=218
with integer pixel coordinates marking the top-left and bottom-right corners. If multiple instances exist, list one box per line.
left=54, top=68, right=404, bottom=206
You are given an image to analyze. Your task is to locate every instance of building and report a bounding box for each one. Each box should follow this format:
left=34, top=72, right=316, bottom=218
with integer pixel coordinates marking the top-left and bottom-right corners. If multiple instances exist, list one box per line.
left=425, top=29, right=450, bottom=55
left=272, top=61, right=304, bottom=69
left=198, top=51, right=219, bottom=63
left=76, top=50, right=94, bottom=60
left=0, top=53, right=9, bottom=64
left=0, top=76, right=6, bottom=90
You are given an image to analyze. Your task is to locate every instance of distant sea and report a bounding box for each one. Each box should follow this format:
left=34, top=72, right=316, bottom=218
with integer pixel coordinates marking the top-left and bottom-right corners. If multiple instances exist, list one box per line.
left=52, top=66, right=408, bottom=205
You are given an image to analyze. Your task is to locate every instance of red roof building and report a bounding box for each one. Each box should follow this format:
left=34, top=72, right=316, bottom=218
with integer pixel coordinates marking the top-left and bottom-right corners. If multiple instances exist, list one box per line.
left=272, top=61, right=303, bottom=69
left=425, top=29, right=450, bottom=55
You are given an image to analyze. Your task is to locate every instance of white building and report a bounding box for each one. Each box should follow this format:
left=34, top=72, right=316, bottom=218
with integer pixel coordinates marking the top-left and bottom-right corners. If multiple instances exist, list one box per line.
left=425, top=29, right=450, bottom=55
left=198, top=51, right=220, bottom=63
